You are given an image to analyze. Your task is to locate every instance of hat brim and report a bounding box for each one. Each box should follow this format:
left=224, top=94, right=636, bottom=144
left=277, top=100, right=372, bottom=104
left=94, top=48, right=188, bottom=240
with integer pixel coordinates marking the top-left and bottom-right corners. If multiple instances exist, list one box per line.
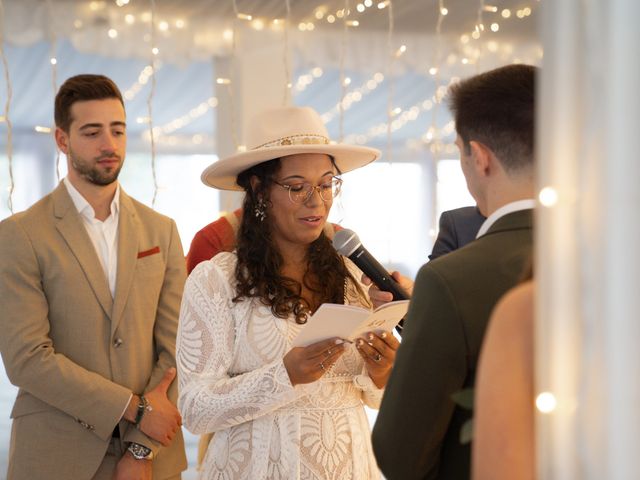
left=201, top=144, right=381, bottom=190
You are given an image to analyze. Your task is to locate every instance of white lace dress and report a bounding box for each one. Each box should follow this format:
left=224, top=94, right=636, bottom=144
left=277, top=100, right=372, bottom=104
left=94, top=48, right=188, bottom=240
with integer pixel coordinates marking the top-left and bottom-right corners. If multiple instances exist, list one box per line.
left=177, top=251, right=383, bottom=480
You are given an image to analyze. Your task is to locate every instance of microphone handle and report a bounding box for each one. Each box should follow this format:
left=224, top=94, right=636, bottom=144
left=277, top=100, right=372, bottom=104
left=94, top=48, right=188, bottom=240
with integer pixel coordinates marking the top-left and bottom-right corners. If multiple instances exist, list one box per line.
left=351, top=247, right=410, bottom=301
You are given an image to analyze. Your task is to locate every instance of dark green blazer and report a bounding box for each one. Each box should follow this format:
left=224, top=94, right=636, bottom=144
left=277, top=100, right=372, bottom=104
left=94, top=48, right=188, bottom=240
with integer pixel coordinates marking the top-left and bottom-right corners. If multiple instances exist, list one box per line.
left=372, top=209, right=533, bottom=480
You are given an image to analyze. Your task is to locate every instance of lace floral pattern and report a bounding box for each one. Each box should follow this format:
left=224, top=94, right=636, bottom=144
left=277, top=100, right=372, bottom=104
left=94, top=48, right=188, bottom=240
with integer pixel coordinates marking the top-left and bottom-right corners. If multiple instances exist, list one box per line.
left=177, top=252, right=382, bottom=480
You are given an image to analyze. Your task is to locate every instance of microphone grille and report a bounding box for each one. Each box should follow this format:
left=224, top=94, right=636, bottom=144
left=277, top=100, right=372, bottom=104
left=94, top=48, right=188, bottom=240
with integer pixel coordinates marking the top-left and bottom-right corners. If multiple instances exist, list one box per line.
left=332, top=228, right=361, bottom=257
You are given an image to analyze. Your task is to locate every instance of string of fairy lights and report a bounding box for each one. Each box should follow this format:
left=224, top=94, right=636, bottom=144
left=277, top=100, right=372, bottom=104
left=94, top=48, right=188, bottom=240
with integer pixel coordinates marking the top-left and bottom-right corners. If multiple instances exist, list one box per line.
left=0, top=0, right=541, bottom=213
left=45, top=0, right=61, bottom=182
left=385, top=0, right=394, bottom=164
left=0, top=0, right=14, bottom=213
left=338, top=0, right=350, bottom=141
left=147, top=0, right=159, bottom=208
left=427, top=0, right=446, bottom=167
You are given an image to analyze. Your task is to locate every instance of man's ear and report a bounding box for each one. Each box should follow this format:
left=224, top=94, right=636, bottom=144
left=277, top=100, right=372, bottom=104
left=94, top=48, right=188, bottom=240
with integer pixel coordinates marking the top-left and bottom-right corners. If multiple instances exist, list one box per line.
left=55, top=127, right=69, bottom=154
left=469, top=140, right=493, bottom=177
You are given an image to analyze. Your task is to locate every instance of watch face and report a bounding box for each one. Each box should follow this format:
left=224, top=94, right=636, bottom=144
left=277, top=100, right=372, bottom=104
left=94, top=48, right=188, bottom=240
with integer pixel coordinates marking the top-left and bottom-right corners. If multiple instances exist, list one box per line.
left=128, top=443, right=153, bottom=460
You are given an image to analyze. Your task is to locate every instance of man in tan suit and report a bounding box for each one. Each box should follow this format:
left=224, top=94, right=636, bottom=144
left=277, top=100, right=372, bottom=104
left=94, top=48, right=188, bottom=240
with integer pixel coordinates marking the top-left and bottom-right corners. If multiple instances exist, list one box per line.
left=0, top=75, right=186, bottom=479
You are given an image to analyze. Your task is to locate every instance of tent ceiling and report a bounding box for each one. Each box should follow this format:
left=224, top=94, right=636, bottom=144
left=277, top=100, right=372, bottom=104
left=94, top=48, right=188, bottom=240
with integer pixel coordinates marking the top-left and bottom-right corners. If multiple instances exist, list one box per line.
left=0, top=0, right=541, bottom=155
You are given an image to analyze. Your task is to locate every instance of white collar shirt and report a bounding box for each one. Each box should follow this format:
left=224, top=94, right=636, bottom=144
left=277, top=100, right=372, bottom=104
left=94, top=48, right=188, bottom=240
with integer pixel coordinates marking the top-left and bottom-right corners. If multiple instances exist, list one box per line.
left=476, top=199, right=536, bottom=239
left=63, top=177, right=121, bottom=298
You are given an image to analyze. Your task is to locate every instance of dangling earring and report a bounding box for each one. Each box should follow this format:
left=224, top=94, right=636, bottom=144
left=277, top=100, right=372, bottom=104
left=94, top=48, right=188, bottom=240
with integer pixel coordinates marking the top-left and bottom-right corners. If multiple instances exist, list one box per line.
left=254, top=197, right=267, bottom=222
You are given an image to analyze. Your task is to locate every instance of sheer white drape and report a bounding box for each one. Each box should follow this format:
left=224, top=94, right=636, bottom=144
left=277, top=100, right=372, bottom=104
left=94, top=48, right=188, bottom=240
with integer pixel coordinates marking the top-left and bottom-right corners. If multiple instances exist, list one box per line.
left=537, top=0, right=640, bottom=478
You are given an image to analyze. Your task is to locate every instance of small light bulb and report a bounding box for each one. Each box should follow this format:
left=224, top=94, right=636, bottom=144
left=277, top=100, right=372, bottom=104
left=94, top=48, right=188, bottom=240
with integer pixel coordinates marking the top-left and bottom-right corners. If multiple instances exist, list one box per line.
left=539, top=187, right=559, bottom=207
left=536, top=392, right=557, bottom=413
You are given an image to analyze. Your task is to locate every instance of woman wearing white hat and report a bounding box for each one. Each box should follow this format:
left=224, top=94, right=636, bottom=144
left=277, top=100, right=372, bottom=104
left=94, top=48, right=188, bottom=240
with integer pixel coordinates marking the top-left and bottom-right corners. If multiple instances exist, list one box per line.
left=176, top=106, right=399, bottom=479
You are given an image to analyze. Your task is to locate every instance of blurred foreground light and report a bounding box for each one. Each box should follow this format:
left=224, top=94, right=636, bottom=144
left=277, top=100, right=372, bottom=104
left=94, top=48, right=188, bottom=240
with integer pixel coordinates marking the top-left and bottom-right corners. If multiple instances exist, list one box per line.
left=539, top=186, right=559, bottom=207
left=536, top=392, right=557, bottom=413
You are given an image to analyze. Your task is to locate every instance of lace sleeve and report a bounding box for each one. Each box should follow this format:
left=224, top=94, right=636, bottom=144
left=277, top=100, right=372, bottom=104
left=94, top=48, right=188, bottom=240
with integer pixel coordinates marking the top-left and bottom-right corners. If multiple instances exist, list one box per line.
left=176, top=256, right=300, bottom=434
left=354, top=371, right=384, bottom=408
left=344, top=257, right=385, bottom=409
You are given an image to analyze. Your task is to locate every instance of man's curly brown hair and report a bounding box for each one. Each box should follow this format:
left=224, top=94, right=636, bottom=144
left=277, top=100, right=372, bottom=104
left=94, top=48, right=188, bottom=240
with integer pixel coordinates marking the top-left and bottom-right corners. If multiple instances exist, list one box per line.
left=233, top=157, right=364, bottom=324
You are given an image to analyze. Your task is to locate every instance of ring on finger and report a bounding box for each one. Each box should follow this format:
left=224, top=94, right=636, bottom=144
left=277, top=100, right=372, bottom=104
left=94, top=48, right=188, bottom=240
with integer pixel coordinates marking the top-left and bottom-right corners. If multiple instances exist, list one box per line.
left=374, top=353, right=382, bottom=362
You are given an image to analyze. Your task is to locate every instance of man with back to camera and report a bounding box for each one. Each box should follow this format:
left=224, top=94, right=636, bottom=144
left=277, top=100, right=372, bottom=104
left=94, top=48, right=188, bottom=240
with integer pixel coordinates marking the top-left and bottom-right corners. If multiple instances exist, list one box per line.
left=371, top=64, right=537, bottom=479
left=0, top=74, right=186, bottom=479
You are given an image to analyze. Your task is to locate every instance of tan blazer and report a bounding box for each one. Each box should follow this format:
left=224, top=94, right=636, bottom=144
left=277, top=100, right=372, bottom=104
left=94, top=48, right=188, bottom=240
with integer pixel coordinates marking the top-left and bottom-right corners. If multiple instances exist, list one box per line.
left=0, top=183, right=187, bottom=479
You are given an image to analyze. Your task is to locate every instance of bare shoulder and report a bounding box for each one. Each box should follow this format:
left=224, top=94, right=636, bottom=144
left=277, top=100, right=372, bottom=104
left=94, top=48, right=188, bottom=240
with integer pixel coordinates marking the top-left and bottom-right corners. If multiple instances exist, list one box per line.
left=474, top=280, right=535, bottom=480
left=479, top=280, right=535, bottom=392
left=490, top=280, right=534, bottom=336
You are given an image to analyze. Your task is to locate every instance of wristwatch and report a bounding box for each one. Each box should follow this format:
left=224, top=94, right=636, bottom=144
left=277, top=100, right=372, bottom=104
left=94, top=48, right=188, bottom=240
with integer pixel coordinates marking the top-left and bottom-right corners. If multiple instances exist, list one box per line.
left=127, top=442, right=154, bottom=460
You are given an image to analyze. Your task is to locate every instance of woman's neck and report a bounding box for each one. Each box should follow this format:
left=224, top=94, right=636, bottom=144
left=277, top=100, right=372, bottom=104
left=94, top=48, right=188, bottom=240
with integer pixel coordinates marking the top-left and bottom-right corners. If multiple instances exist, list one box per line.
left=276, top=240, right=308, bottom=270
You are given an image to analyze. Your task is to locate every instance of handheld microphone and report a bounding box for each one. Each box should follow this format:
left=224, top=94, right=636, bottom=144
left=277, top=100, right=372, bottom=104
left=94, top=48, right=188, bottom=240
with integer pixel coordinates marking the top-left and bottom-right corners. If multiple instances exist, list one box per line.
left=333, top=229, right=409, bottom=301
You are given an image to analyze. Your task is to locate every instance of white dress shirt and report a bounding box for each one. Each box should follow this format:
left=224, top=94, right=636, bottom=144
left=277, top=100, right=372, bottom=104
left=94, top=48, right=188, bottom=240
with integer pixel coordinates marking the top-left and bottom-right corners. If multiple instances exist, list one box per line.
left=63, top=177, right=120, bottom=298
left=476, top=199, right=536, bottom=239
left=63, top=177, right=132, bottom=420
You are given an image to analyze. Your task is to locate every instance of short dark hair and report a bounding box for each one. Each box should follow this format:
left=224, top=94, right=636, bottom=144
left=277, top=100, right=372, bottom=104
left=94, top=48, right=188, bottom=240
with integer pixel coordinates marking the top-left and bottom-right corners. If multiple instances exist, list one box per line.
left=447, top=64, right=537, bottom=173
left=54, top=74, right=124, bottom=132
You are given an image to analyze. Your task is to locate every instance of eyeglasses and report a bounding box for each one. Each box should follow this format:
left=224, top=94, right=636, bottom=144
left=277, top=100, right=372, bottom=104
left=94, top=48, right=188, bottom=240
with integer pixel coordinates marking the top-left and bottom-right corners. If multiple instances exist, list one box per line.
left=274, top=177, right=343, bottom=204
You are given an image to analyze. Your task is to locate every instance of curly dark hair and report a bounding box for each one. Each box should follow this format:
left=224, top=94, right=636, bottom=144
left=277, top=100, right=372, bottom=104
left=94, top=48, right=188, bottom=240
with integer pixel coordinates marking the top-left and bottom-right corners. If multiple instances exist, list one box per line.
left=233, top=157, right=363, bottom=323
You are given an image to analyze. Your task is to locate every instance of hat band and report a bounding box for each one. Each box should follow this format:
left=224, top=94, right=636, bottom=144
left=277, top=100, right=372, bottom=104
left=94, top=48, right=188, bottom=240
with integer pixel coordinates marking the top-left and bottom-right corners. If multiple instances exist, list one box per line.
left=254, top=134, right=330, bottom=150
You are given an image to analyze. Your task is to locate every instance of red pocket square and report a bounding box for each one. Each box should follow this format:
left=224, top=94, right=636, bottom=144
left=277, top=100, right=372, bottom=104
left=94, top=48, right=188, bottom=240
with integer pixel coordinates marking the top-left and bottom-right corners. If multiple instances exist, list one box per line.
left=137, top=246, right=160, bottom=259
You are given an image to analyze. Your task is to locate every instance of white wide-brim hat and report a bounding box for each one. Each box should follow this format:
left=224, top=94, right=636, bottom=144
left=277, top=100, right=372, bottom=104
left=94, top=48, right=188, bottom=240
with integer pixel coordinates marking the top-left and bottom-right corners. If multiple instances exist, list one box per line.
left=201, top=106, right=381, bottom=190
